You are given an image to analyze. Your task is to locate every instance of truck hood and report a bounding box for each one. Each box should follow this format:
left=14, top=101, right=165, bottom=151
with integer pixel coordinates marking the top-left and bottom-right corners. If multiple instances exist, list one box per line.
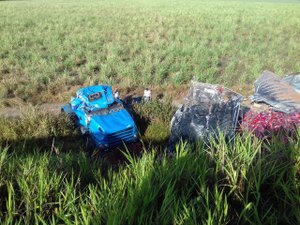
left=91, top=110, right=135, bottom=134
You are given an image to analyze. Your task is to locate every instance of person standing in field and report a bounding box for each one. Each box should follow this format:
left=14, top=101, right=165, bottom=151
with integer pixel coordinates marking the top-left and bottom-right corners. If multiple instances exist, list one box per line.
left=114, top=88, right=120, bottom=99
left=143, top=88, right=151, bottom=102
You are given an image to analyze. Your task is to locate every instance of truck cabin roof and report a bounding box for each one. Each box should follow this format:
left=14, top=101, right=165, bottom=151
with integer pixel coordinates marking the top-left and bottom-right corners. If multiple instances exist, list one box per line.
left=76, top=85, right=115, bottom=108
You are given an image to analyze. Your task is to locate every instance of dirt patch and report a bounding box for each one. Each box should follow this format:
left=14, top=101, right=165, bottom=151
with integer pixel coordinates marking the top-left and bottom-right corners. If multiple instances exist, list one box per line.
left=242, top=98, right=269, bottom=113
left=231, top=83, right=254, bottom=97
left=0, top=97, right=25, bottom=109
left=0, top=83, right=254, bottom=119
left=0, top=107, right=21, bottom=119
left=0, top=103, right=63, bottom=119
left=115, top=84, right=189, bottom=107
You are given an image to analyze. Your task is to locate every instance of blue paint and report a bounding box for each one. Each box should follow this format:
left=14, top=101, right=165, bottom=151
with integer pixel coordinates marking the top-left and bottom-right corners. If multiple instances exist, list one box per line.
left=61, top=85, right=138, bottom=150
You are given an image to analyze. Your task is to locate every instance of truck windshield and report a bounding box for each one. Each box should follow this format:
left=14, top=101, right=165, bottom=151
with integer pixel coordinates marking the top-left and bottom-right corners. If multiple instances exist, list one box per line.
left=88, top=92, right=102, bottom=101
left=87, top=102, right=124, bottom=116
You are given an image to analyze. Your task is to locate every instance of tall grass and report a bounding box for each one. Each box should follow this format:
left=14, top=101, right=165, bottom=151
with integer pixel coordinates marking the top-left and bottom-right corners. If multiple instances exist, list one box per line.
left=0, top=0, right=300, bottom=104
left=0, top=109, right=299, bottom=224
left=1, top=1, right=300, bottom=222
left=0, top=106, right=79, bottom=153
left=132, top=98, right=174, bottom=144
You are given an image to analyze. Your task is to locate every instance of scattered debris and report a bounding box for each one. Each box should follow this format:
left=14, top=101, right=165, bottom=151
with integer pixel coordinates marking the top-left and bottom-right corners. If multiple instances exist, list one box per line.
left=243, top=71, right=300, bottom=141
left=2, top=71, right=300, bottom=148
left=241, top=108, right=300, bottom=141
left=169, top=71, right=300, bottom=148
left=168, top=81, right=243, bottom=149
left=250, top=71, right=300, bottom=113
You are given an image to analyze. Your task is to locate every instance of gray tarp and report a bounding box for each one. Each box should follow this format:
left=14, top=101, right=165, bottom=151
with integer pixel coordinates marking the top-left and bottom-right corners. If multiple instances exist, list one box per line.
left=283, top=72, right=300, bottom=93
left=168, top=81, right=243, bottom=149
left=250, top=71, right=300, bottom=113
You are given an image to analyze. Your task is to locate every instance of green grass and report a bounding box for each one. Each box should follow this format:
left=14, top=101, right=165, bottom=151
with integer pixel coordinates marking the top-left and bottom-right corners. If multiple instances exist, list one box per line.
left=0, top=122, right=299, bottom=224
left=0, top=103, right=299, bottom=224
left=1, top=0, right=300, bottom=223
left=132, top=98, right=174, bottom=144
left=0, top=0, right=300, bottom=103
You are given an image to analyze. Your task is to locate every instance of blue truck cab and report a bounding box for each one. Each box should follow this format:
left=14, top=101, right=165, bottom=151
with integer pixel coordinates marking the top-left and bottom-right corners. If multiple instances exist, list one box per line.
left=61, top=85, right=138, bottom=150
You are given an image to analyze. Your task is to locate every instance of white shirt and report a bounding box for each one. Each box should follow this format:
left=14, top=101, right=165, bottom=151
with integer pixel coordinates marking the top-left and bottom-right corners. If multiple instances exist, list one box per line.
left=114, top=91, right=120, bottom=99
left=143, top=90, right=151, bottom=98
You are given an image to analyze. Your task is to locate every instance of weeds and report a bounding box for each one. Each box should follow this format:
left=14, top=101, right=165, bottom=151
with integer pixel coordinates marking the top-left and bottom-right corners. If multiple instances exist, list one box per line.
left=0, top=106, right=79, bottom=153
left=0, top=109, right=299, bottom=223
left=0, top=0, right=300, bottom=223
left=132, top=98, right=174, bottom=144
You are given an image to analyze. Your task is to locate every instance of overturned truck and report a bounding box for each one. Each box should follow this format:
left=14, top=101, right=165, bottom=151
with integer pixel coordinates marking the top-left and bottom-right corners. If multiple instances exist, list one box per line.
left=61, top=85, right=139, bottom=151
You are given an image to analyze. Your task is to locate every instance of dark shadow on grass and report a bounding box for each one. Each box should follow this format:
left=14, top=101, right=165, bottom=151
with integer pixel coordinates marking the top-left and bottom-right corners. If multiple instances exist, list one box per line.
left=0, top=133, right=82, bottom=154
left=123, top=96, right=150, bottom=136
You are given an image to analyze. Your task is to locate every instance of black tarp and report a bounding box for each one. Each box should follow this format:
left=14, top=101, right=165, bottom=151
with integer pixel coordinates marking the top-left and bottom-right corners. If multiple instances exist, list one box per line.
left=168, top=81, right=243, bottom=149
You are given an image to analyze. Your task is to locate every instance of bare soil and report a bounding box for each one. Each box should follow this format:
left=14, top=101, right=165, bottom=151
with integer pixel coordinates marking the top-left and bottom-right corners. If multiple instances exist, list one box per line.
left=0, top=83, right=257, bottom=119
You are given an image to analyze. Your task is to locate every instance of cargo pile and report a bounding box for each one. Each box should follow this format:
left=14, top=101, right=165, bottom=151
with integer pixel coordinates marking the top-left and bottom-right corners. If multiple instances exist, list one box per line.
left=241, top=109, right=300, bottom=141
left=169, top=71, right=300, bottom=149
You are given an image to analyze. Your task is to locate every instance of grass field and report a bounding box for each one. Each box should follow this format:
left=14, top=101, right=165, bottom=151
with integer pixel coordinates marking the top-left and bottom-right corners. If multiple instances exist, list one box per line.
left=1, top=0, right=300, bottom=104
left=1, top=0, right=300, bottom=224
left=0, top=107, right=299, bottom=224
